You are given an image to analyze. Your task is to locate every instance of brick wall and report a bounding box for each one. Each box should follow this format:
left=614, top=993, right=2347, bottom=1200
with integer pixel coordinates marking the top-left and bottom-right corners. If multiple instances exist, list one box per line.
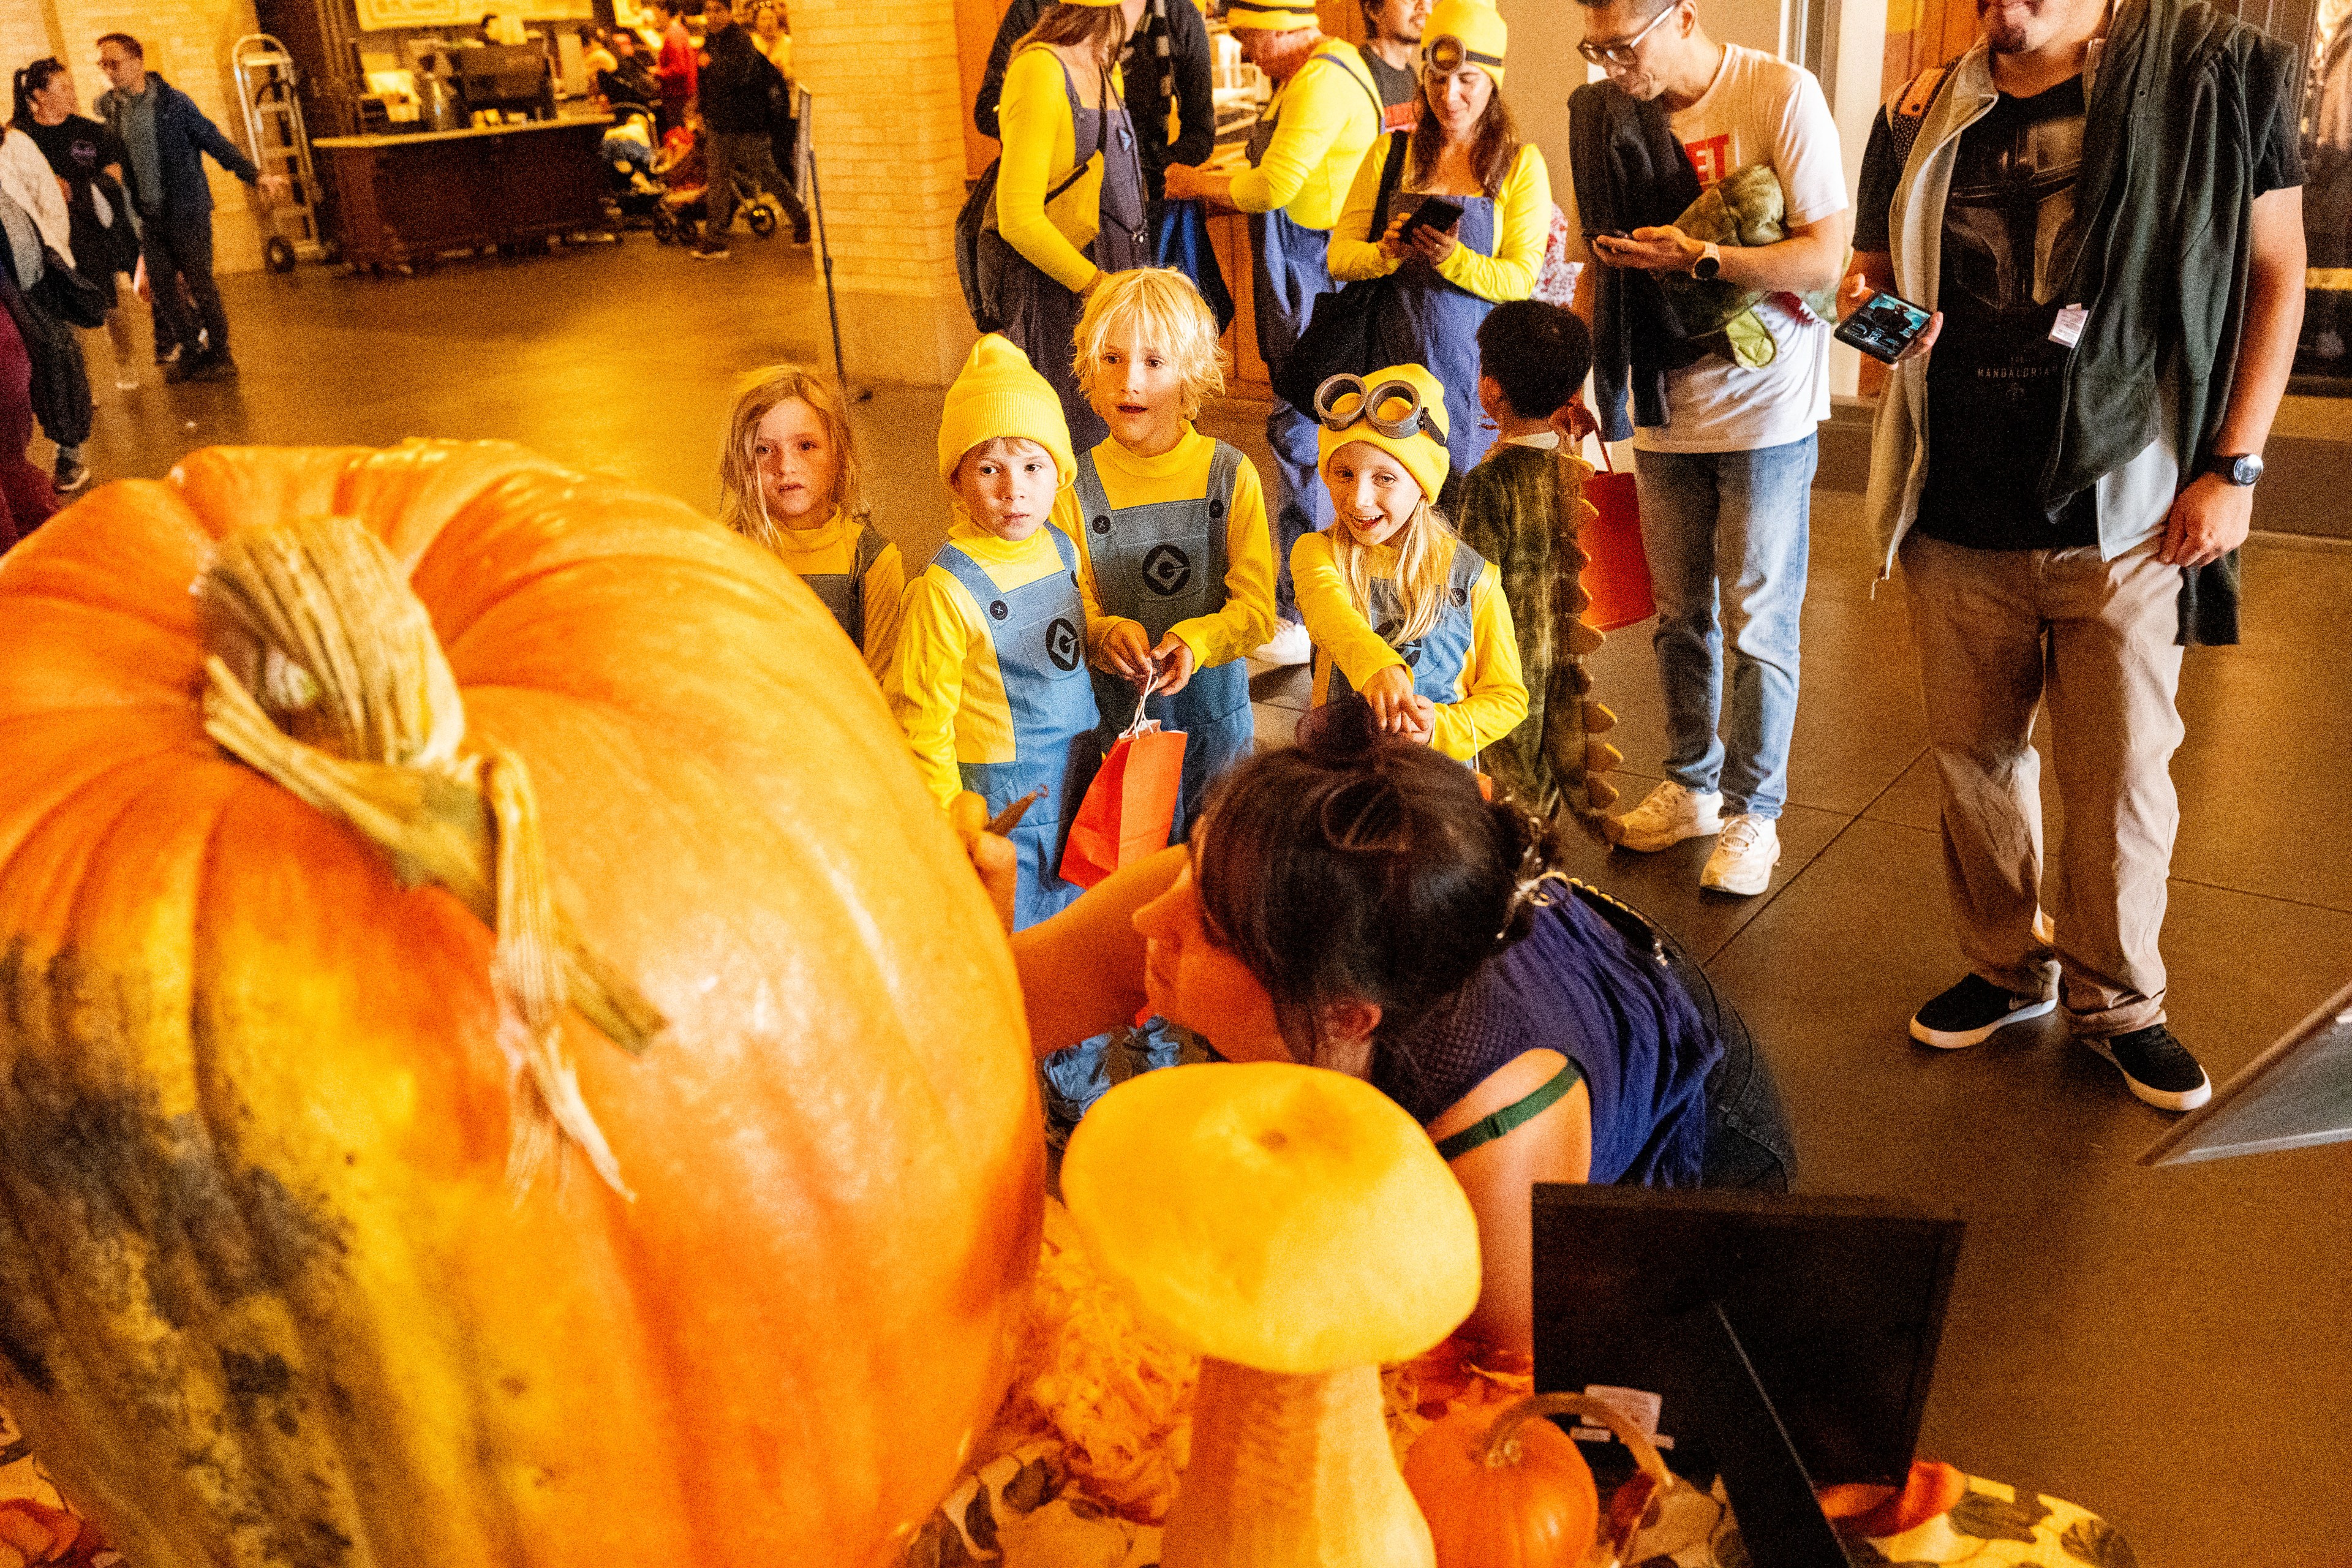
left=17, top=0, right=268, bottom=273
left=792, top=0, right=978, bottom=384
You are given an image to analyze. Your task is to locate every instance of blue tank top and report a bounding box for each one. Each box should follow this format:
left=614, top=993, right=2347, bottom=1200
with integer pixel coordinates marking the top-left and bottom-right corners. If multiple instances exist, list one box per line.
left=1372, top=895, right=1722, bottom=1186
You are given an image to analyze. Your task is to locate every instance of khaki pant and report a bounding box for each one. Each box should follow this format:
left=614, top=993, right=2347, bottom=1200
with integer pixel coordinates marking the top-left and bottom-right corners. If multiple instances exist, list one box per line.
left=1899, top=532, right=2186, bottom=1037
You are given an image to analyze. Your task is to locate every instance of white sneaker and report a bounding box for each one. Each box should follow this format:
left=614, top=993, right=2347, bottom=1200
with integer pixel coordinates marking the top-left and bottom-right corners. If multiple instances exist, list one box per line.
left=1612, top=780, right=1724, bottom=853
left=1702, top=813, right=1781, bottom=896
left=1250, top=619, right=1312, bottom=666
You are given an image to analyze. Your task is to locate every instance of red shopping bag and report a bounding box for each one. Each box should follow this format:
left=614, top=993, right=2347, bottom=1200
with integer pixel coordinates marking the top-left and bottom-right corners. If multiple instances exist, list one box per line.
left=1580, top=437, right=1656, bottom=632
left=1058, top=687, right=1188, bottom=890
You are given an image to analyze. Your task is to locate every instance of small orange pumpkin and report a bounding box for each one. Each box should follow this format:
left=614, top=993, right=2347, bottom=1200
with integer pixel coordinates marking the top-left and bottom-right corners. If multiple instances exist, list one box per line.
left=0, top=443, right=1042, bottom=1567
left=1404, top=1395, right=1600, bottom=1568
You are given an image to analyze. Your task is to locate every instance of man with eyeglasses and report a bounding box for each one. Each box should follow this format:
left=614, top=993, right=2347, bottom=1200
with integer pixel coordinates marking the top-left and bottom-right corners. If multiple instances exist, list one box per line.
left=1561, top=0, right=1847, bottom=899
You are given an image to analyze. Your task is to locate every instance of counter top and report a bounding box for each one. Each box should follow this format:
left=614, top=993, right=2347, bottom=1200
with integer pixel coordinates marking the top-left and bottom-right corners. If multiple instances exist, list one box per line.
left=312, top=114, right=609, bottom=150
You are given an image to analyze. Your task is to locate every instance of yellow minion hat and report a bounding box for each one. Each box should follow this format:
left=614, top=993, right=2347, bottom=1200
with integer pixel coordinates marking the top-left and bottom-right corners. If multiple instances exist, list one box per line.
left=1421, top=0, right=1508, bottom=86
left=1316, top=363, right=1451, bottom=502
left=1225, top=0, right=1320, bottom=31
left=937, top=334, right=1077, bottom=489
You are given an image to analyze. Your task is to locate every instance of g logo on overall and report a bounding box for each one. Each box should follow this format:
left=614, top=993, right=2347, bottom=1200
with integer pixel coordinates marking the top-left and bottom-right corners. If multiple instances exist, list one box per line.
left=1046, top=617, right=1082, bottom=671
left=1142, top=543, right=1193, bottom=597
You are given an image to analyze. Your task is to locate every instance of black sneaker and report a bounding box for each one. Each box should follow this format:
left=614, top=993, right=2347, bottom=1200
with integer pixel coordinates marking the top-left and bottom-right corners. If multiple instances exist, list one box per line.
left=1909, top=973, right=2058, bottom=1050
left=189, top=352, right=239, bottom=382
left=162, top=355, right=194, bottom=384
left=53, top=455, right=89, bottom=493
left=2084, top=1025, right=2212, bottom=1112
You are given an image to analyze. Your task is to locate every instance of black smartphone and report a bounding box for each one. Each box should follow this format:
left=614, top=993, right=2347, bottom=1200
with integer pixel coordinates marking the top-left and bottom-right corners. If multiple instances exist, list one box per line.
left=1405, top=195, right=1464, bottom=236
left=1834, top=290, right=1934, bottom=363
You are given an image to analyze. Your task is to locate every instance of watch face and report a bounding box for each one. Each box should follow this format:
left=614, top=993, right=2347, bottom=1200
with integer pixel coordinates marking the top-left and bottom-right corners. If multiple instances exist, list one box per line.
left=1694, top=254, right=1720, bottom=279
left=2217, top=454, right=2263, bottom=484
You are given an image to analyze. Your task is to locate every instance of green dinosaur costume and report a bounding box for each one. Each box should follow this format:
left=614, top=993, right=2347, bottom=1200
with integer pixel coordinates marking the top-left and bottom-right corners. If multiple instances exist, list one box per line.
left=1452, top=442, right=1623, bottom=841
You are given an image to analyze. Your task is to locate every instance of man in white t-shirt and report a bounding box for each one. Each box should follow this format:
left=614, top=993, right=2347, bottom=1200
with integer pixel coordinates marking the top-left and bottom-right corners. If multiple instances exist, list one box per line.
left=1562, top=0, right=1847, bottom=895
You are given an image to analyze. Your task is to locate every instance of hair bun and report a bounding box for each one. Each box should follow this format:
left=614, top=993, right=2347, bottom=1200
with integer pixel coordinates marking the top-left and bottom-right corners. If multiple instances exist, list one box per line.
left=1489, top=789, right=1566, bottom=946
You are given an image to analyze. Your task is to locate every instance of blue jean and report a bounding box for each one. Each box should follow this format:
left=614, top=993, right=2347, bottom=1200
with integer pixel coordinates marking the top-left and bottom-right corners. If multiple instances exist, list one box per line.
left=1634, top=434, right=1816, bottom=820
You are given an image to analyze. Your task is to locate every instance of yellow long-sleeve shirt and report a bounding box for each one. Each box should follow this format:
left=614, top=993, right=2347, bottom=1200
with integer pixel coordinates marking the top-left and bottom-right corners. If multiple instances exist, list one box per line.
left=887, top=517, right=1111, bottom=807
left=763, top=510, right=906, bottom=681
left=1327, top=141, right=1552, bottom=301
left=996, top=47, right=1126, bottom=293
left=1293, top=529, right=1528, bottom=763
left=1228, top=40, right=1382, bottom=232
left=1053, top=426, right=1277, bottom=673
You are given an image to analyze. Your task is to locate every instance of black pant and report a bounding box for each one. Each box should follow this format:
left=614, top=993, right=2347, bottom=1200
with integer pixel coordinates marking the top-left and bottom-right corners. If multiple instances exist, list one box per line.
left=1668, top=944, right=1797, bottom=1191
left=139, top=207, right=228, bottom=360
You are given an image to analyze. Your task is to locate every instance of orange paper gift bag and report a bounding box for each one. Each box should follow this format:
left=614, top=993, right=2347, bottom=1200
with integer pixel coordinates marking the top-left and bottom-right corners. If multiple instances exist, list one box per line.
left=1059, top=686, right=1188, bottom=891
left=1580, top=437, right=1656, bottom=632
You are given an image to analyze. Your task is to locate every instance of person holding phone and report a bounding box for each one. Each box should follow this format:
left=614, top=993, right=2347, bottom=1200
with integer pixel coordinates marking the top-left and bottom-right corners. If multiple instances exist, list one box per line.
left=1843, top=0, right=2305, bottom=1110
left=1325, top=0, right=1547, bottom=498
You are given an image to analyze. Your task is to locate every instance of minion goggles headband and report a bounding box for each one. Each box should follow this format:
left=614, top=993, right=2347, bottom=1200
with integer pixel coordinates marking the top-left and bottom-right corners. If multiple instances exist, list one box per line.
left=1422, top=34, right=1503, bottom=71
left=1314, top=373, right=1441, bottom=442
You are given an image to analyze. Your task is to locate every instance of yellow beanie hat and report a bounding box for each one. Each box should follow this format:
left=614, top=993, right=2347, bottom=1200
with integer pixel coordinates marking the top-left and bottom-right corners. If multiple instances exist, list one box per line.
left=1422, top=0, right=1508, bottom=86
left=937, top=334, right=1077, bottom=489
left=1316, top=363, right=1452, bottom=503
left=1226, top=0, right=1319, bottom=30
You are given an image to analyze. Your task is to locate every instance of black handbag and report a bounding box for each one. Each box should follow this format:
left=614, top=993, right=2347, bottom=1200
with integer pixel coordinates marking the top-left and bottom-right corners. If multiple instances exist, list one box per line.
left=31, top=246, right=109, bottom=331
left=956, top=59, right=1110, bottom=333
left=1270, top=132, right=1409, bottom=412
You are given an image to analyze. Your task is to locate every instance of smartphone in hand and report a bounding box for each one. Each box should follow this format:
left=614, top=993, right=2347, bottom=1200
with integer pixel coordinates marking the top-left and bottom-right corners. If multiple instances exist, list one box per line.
left=1834, top=290, right=1934, bottom=363
left=1406, top=195, right=1464, bottom=236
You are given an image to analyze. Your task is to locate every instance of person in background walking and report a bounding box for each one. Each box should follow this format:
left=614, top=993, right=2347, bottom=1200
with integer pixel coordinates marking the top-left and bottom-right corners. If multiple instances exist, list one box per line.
left=0, top=162, right=66, bottom=534
left=92, top=32, right=286, bottom=385
left=687, top=0, right=809, bottom=255
left=976, top=0, right=1213, bottom=213
left=748, top=3, right=804, bottom=211
left=649, top=0, right=698, bottom=137
left=0, top=119, right=92, bottom=497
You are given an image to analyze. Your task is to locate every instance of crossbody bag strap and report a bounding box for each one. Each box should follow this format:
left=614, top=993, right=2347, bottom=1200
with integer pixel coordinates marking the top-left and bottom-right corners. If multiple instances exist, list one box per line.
left=1372, top=129, right=1409, bottom=231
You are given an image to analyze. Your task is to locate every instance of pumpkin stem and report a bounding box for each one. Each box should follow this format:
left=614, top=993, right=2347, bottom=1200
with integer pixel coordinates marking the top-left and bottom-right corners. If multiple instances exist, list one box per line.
left=194, top=516, right=665, bottom=1200
left=1477, top=1393, right=1674, bottom=1487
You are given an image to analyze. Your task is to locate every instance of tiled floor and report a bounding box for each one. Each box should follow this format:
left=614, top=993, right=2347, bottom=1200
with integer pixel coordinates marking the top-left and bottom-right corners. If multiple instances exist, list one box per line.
left=58, top=233, right=2352, bottom=1566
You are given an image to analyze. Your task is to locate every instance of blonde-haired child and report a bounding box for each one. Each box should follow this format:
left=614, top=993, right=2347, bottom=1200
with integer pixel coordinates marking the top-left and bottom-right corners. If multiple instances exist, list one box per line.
left=1058, top=267, right=1274, bottom=835
left=888, top=334, right=1106, bottom=931
left=717, top=363, right=904, bottom=679
left=1292, top=362, right=1528, bottom=762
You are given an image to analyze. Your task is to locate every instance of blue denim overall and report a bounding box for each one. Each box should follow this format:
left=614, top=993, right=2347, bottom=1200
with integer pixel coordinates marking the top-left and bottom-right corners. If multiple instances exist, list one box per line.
left=1372, top=195, right=1501, bottom=497
left=802, top=522, right=889, bottom=653
left=1074, top=440, right=1256, bottom=836
left=930, top=526, right=1100, bottom=930
left=1327, top=540, right=1486, bottom=752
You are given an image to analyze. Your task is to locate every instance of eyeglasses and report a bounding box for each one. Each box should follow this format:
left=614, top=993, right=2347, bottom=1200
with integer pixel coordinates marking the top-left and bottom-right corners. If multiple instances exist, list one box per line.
left=1575, top=1, right=1679, bottom=67
left=1313, top=374, right=1439, bottom=441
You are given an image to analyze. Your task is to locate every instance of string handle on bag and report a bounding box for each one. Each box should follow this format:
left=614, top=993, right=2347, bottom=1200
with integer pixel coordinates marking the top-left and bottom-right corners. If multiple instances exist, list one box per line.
left=1125, top=663, right=1162, bottom=739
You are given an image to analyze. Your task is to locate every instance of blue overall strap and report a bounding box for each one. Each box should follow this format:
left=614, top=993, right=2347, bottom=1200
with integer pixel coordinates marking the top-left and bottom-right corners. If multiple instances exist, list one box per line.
left=803, top=521, right=889, bottom=650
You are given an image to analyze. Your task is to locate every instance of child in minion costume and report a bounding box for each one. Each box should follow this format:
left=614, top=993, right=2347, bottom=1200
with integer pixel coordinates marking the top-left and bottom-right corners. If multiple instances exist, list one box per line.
left=1292, top=363, right=1528, bottom=763
left=1166, top=0, right=1383, bottom=653
left=889, top=334, right=1107, bottom=930
left=1327, top=0, right=1552, bottom=491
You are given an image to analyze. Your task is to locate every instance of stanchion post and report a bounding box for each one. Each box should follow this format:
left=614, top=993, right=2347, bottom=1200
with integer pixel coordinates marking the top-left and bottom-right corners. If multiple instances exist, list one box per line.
left=796, top=89, right=869, bottom=402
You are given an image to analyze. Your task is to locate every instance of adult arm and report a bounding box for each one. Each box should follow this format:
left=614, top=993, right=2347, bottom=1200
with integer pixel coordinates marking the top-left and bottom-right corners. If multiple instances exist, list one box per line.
left=1431, top=144, right=1550, bottom=303
left=858, top=538, right=908, bottom=684
left=1836, top=249, right=1943, bottom=361
left=884, top=571, right=979, bottom=808
left=1014, top=844, right=1186, bottom=1056
left=1428, top=561, right=1528, bottom=761
left=1428, top=1048, right=1593, bottom=1354
left=2159, top=185, right=2305, bottom=569
left=1164, top=452, right=1278, bottom=680
left=1324, top=137, right=1401, bottom=281
left=187, top=100, right=261, bottom=184
left=974, top=0, right=1048, bottom=141
left=1226, top=58, right=1363, bottom=215
left=1164, top=0, right=1216, bottom=168
left=996, top=48, right=1102, bottom=293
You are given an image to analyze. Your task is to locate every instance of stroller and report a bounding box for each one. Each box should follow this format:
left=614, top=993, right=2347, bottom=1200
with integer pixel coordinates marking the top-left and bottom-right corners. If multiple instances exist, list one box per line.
left=647, top=122, right=786, bottom=246
left=600, top=104, right=666, bottom=230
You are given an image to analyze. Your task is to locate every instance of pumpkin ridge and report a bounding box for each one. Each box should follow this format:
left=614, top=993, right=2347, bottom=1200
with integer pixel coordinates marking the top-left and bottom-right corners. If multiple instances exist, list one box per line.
left=423, top=552, right=811, bottom=667
left=0, top=738, right=223, bottom=902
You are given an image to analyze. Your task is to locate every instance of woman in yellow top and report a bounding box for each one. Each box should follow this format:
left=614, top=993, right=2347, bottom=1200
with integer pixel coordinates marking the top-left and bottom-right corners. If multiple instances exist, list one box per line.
left=1327, top=0, right=1547, bottom=493
left=1292, top=363, right=1526, bottom=763
left=715, top=363, right=905, bottom=682
left=992, top=0, right=1152, bottom=452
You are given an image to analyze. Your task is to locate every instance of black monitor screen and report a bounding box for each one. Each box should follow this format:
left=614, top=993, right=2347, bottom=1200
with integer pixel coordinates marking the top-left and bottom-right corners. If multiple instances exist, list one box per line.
left=1531, top=1186, right=1964, bottom=1489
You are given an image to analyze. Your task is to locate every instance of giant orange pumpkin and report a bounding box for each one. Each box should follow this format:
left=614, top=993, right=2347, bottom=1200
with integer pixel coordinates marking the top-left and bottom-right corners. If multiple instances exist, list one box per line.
left=0, top=442, right=1043, bottom=1566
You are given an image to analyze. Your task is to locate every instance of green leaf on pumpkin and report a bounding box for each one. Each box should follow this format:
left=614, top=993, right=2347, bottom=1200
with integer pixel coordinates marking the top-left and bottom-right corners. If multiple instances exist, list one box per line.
left=2060, top=1516, right=2140, bottom=1568
left=1947, top=1488, right=2050, bottom=1544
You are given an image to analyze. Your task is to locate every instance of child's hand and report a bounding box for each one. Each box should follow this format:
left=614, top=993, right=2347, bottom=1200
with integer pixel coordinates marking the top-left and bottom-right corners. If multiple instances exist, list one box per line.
left=1098, top=620, right=1156, bottom=687
left=947, top=792, right=1019, bottom=935
left=1149, top=634, right=1197, bottom=696
left=1359, top=663, right=1417, bottom=729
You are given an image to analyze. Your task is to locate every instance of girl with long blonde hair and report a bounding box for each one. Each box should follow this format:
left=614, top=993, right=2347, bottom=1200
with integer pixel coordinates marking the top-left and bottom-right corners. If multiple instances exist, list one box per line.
left=1290, top=363, right=1527, bottom=763
left=717, top=364, right=905, bottom=678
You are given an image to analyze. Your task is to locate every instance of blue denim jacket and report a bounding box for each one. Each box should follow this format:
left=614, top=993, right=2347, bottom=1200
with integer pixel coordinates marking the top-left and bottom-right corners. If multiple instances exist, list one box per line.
left=96, top=74, right=257, bottom=218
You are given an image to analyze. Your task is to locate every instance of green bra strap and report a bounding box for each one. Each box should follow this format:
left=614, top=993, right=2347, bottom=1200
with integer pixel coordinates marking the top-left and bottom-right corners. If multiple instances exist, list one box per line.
left=1431, top=1061, right=1584, bottom=1163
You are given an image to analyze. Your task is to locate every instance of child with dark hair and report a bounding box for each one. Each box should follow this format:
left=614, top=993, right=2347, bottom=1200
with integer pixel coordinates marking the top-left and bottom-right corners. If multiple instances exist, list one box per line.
left=1452, top=298, right=1621, bottom=833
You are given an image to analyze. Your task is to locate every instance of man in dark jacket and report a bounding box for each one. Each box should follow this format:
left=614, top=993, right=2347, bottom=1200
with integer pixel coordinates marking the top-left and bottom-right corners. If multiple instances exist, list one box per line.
left=973, top=0, right=1213, bottom=205
left=1845, top=0, right=2305, bottom=1112
left=688, top=0, right=809, bottom=257
left=93, top=32, right=284, bottom=383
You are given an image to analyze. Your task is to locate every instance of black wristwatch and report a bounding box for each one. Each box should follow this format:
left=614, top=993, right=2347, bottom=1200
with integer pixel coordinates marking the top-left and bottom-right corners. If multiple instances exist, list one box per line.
left=1691, top=241, right=1722, bottom=281
left=2202, top=452, right=2264, bottom=486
